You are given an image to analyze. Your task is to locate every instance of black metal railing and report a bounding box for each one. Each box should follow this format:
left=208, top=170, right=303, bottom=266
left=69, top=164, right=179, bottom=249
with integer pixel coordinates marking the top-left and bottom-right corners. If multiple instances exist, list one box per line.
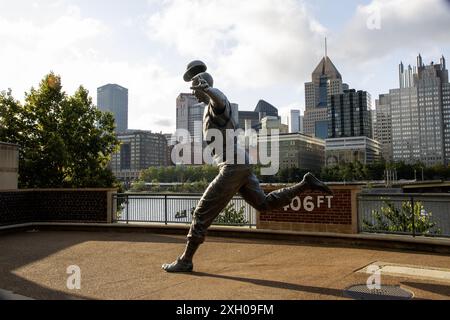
left=112, top=193, right=257, bottom=228
left=358, top=193, right=450, bottom=238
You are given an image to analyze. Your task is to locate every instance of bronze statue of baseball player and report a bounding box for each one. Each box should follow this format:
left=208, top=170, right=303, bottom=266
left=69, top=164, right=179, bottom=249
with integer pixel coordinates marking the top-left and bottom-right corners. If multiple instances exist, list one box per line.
left=163, top=61, right=332, bottom=273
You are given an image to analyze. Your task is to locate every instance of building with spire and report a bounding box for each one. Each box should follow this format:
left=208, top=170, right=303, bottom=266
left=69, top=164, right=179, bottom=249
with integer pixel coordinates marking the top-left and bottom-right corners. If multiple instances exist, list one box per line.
left=375, top=54, right=450, bottom=166
left=304, top=39, right=348, bottom=139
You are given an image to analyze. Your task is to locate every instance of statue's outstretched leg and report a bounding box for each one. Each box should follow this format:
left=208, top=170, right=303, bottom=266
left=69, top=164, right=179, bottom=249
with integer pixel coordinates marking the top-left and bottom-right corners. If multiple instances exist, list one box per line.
left=240, top=172, right=332, bottom=212
left=162, top=165, right=252, bottom=273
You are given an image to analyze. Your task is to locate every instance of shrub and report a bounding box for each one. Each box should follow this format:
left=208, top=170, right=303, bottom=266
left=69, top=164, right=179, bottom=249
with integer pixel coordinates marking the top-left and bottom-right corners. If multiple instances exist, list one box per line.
left=363, top=200, right=441, bottom=235
left=214, top=203, right=248, bottom=226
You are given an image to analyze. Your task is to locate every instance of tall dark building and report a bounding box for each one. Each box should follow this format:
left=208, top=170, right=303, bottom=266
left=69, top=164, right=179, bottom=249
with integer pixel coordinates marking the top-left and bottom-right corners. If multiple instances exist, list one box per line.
left=110, top=130, right=169, bottom=183
left=97, top=84, right=128, bottom=132
left=254, top=100, right=279, bottom=120
left=237, top=101, right=279, bottom=131
left=328, top=89, right=373, bottom=139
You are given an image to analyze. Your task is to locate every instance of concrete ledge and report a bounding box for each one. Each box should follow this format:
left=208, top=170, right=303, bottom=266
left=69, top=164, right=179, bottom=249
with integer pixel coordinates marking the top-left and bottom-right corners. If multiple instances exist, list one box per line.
left=0, top=223, right=36, bottom=235
left=1, top=222, right=449, bottom=255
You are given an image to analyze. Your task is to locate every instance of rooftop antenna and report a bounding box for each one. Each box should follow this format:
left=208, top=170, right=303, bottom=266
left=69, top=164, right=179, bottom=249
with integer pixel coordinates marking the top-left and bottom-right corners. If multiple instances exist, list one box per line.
left=325, top=37, right=328, bottom=58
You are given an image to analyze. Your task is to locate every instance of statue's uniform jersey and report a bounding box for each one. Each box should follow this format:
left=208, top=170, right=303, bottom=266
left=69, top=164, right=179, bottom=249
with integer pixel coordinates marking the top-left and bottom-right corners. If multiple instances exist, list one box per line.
left=203, top=88, right=248, bottom=166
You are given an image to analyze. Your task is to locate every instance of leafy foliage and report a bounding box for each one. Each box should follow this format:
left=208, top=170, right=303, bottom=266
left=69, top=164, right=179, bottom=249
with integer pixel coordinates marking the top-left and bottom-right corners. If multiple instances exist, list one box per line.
left=0, top=73, right=120, bottom=188
left=139, top=165, right=219, bottom=184
left=363, top=200, right=441, bottom=235
left=214, top=203, right=248, bottom=226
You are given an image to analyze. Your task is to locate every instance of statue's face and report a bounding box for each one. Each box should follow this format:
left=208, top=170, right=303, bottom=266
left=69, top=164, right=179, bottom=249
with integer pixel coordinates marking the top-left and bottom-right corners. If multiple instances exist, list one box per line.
left=193, top=89, right=209, bottom=104
left=192, top=76, right=210, bottom=104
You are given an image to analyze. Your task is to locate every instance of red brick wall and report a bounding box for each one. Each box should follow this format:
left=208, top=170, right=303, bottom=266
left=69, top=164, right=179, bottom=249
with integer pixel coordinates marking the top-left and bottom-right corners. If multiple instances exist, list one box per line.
left=260, top=190, right=351, bottom=225
left=258, top=185, right=360, bottom=234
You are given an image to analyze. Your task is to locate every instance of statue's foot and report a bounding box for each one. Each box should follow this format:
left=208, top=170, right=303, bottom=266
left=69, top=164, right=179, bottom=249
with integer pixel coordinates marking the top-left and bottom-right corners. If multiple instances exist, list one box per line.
left=162, top=258, right=193, bottom=273
left=303, top=173, right=333, bottom=195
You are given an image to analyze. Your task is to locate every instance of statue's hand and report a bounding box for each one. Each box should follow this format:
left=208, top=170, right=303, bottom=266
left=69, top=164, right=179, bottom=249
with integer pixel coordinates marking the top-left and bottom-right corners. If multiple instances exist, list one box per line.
left=190, top=78, right=210, bottom=92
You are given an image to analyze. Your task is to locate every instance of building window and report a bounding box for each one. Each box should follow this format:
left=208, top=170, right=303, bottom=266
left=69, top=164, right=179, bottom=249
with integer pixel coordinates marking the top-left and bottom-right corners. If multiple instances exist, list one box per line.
left=120, top=143, right=131, bottom=170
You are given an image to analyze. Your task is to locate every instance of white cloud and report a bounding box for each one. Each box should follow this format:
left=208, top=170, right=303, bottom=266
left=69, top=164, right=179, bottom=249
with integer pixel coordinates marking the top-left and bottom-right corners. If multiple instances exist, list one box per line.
left=0, top=2, right=182, bottom=133
left=147, top=0, right=327, bottom=88
left=0, top=3, right=107, bottom=92
left=337, top=0, right=450, bottom=62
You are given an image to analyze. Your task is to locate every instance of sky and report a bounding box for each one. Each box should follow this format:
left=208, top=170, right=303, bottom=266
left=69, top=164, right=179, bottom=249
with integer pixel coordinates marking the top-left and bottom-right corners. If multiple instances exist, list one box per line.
left=1, top=0, right=450, bottom=133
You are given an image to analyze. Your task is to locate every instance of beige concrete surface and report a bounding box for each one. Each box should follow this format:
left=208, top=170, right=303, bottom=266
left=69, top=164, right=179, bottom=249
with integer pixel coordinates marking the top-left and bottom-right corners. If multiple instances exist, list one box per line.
left=357, top=262, right=450, bottom=283
left=0, top=230, right=449, bottom=300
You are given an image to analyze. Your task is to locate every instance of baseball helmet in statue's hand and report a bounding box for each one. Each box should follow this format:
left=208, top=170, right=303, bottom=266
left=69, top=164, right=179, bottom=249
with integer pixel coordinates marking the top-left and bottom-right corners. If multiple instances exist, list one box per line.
left=183, top=60, right=207, bottom=82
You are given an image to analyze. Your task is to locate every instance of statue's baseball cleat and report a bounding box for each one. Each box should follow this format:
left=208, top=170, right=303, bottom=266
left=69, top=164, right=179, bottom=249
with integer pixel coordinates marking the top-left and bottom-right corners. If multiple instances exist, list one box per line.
left=162, top=258, right=194, bottom=273
left=303, top=173, right=333, bottom=195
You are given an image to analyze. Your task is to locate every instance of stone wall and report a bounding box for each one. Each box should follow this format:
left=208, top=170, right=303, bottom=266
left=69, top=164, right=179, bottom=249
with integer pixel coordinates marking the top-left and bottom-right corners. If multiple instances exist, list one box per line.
left=0, top=143, right=18, bottom=190
left=257, top=185, right=361, bottom=234
left=0, top=189, right=117, bottom=226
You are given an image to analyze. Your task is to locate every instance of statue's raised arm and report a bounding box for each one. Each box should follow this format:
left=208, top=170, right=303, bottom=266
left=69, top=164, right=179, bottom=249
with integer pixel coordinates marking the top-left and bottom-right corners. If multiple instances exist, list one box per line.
left=191, top=74, right=227, bottom=114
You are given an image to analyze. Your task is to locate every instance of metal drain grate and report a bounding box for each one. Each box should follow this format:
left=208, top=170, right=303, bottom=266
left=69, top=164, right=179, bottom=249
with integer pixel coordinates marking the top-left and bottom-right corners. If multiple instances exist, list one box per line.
left=344, top=285, right=413, bottom=300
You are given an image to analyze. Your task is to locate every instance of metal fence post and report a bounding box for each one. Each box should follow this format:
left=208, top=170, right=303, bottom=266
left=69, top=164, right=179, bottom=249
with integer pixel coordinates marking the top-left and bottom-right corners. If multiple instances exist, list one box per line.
left=248, top=202, right=252, bottom=229
left=126, top=195, right=129, bottom=225
left=411, top=196, right=416, bottom=238
left=164, top=195, right=168, bottom=226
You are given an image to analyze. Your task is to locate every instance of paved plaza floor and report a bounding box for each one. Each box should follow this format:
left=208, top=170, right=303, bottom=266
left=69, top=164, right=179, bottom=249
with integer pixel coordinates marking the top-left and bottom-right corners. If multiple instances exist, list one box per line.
left=0, top=230, right=449, bottom=300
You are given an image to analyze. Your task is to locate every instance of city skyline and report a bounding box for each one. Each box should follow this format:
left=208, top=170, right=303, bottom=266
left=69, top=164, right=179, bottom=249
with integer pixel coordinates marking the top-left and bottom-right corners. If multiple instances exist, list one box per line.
left=1, top=0, right=450, bottom=134
left=375, top=54, right=450, bottom=166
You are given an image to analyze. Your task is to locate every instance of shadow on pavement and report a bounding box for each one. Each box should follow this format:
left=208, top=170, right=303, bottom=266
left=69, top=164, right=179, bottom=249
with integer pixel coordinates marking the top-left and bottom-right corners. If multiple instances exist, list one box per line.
left=191, top=272, right=345, bottom=299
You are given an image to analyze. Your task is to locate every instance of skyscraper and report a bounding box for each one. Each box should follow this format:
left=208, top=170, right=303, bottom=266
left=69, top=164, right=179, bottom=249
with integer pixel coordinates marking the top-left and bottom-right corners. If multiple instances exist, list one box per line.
left=326, top=89, right=376, bottom=166
left=97, top=84, right=128, bottom=132
left=176, top=93, right=204, bottom=141
left=299, top=115, right=304, bottom=133
left=376, top=54, right=450, bottom=166
left=328, top=89, right=373, bottom=139
left=416, top=55, right=448, bottom=165
left=375, top=94, right=393, bottom=161
left=391, top=86, right=420, bottom=163
left=304, top=44, right=347, bottom=139
left=175, top=93, right=204, bottom=164
left=289, top=110, right=301, bottom=133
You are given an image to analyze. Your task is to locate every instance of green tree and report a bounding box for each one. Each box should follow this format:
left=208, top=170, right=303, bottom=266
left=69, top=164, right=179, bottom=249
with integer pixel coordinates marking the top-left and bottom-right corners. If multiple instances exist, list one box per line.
left=363, top=200, right=441, bottom=235
left=366, top=160, right=386, bottom=180
left=131, top=180, right=147, bottom=192
left=0, top=89, right=29, bottom=160
left=0, top=73, right=120, bottom=188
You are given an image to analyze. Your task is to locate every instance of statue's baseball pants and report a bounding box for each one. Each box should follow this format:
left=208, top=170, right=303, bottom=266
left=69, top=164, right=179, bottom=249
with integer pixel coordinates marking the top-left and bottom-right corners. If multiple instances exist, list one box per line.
left=187, top=164, right=305, bottom=245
